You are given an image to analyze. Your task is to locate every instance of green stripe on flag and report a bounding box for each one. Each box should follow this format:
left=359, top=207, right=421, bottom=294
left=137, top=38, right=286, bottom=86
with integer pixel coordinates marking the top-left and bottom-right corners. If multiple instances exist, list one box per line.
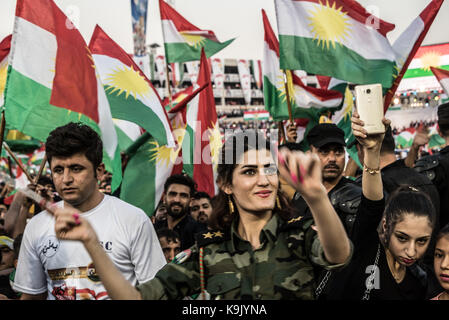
left=278, top=35, right=396, bottom=88
left=164, top=38, right=235, bottom=64
left=404, top=65, right=449, bottom=79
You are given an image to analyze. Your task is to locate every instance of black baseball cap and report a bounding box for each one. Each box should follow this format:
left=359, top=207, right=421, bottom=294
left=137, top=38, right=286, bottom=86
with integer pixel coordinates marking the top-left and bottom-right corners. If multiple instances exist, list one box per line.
left=306, top=123, right=346, bottom=148
left=438, top=102, right=449, bottom=125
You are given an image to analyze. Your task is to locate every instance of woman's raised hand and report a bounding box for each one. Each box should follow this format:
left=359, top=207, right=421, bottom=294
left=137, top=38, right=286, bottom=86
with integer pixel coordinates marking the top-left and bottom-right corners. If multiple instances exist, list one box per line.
left=278, top=149, right=326, bottom=202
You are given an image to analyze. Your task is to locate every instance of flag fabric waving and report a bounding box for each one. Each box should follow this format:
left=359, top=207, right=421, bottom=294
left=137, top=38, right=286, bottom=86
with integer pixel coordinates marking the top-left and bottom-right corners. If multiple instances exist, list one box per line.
left=431, top=66, right=449, bottom=96
left=89, top=25, right=176, bottom=148
left=262, top=9, right=343, bottom=122
left=183, top=49, right=220, bottom=196
left=275, top=0, right=397, bottom=88
left=384, top=0, right=444, bottom=111
left=4, top=0, right=122, bottom=191
left=0, top=35, right=11, bottom=108
left=159, top=0, right=235, bottom=63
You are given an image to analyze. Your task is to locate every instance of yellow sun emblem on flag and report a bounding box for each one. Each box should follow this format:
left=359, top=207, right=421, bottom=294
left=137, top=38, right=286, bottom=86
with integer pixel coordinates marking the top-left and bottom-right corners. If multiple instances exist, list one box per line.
left=342, top=86, right=354, bottom=121
left=105, top=65, right=152, bottom=100
left=180, top=32, right=207, bottom=48
left=308, top=0, right=351, bottom=50
left=208, top=122, right=222, bottom=168
left=148, top=119, right=185, bottom=167
left=0, top=61, right=7, bottom=98
left=420, top=51, right=441, bottom=71
left=276, top=70, right=295, bottom=104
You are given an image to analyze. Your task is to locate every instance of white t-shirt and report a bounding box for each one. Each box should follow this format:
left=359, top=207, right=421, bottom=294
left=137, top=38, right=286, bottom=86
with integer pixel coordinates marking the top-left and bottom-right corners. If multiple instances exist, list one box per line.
left=14, top=195, right=166, bottom=300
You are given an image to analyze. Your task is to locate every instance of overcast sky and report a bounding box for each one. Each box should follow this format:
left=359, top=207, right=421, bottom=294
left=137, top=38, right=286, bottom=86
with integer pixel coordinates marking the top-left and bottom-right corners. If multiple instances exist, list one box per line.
left=0, top=0, right=448, bottom=60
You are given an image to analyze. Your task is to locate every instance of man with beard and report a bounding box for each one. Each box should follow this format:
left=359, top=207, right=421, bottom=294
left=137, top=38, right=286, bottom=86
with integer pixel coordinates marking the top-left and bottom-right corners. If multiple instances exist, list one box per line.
left=189, top=192, right=213, bottom=225
left=154, top=174, right=207, bottom=251
left=291, top=123, right=361, bottom=236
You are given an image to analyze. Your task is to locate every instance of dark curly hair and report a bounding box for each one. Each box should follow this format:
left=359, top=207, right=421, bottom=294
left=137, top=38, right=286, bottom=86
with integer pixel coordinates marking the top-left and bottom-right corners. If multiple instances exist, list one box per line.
left=378, top=185, right=437, bottom=247
left=45, top=122, right=103, bottom=172
left=209, top=130, right=296, bottom=230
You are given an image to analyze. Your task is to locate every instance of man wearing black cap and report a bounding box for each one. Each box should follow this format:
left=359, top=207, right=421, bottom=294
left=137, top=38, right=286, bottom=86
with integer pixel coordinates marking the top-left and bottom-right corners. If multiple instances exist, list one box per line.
left=415, top=102, right=449, bottom=228
left=291, top=123, right=361, bottom=236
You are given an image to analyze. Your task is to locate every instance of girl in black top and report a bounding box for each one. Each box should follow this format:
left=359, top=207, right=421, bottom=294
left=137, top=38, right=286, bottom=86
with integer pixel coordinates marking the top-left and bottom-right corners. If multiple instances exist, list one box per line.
left=329, top=112, right=437, bottom=300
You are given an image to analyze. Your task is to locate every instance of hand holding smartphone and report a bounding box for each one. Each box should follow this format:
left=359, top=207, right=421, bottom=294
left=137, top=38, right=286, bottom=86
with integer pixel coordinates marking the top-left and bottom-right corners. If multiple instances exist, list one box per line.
left=354, top=84, right=385, bottom=135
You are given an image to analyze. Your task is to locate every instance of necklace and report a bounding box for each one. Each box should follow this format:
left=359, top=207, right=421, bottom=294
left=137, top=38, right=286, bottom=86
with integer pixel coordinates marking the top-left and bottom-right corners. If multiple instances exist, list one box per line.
left=386, top=250, right=405, bottom=283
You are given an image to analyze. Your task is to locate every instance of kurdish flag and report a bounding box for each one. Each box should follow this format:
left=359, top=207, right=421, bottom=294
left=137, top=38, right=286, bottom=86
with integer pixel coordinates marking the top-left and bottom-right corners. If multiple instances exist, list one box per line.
left=159, top=0, right=235, bottom=64
left=404, top=43, right=449, bottom=80
left=0, top=35, right=11, bottom=108
left=384, top=0, right=444, bottom=111
left=4, top=0, right=122, bottom=191
left=262, top=9, right=343, bottom=121
left=184, top=49, right=220, bottom=196
left=431, top=66, right=449, bottom=95
left=275, top=0, right=397, bottom=88
left=89, top=25, right=175, bottom=148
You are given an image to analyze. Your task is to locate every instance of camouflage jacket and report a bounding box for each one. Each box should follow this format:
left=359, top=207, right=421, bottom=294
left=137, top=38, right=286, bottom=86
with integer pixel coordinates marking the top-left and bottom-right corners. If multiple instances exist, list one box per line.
left=136, top=214, right=353, bottom=300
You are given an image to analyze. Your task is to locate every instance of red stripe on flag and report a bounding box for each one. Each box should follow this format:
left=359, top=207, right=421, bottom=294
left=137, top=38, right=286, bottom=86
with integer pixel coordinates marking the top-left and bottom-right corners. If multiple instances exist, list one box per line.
left=292, top=73, right=343, bottom=101
left=16, top=0, right=55, bottom=34
left=49, top=1, right=99, bottom=123
left=291, top=0, right=395, bottom=36
left=194, top=49, right=217, bottom=197
left=262, top=9, right=279, bottom=57
left=413, top=43, right=449, bottom=59
left=159, top=0, right=218, bottom=41
left=0, top=35, right=11, bottom=62
left=316, top=75, right=331, bottom=90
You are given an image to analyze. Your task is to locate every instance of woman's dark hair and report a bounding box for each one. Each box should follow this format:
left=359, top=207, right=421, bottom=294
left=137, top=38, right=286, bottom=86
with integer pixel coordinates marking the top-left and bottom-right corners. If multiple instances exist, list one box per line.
left=45, top=122, right=103, bottom=170
left=378, top=185, right=437, bottom=247
left=209, top=130, right=295, bottom=230
left=436, top=223, right=449, bottom=242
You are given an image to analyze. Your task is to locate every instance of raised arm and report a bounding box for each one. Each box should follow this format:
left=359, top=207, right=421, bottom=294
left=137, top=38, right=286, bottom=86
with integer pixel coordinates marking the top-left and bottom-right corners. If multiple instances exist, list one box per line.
left=278, top=150, right=351, bottom=265
left=351, top=111, right=390, bottom=201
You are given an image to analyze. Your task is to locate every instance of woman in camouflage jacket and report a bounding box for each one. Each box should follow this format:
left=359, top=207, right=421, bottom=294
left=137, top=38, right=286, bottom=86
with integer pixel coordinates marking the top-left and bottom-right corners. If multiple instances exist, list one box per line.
left=51, top=130, right=353, bottom=300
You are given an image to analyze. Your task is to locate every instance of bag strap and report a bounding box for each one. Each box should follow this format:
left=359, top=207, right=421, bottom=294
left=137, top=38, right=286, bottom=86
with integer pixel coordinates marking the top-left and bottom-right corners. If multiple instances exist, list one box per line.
left=362, top=244, right=381, bottom=300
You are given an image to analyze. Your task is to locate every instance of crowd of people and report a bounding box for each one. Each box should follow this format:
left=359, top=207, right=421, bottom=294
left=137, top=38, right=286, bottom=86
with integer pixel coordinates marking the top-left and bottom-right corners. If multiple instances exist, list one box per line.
left=0, top=102, right=449, bottom=301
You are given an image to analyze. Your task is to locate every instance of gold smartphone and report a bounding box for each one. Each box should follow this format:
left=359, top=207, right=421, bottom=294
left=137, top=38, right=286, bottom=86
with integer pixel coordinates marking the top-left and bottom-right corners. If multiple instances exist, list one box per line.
left=354, top=84, right=385, bottom=135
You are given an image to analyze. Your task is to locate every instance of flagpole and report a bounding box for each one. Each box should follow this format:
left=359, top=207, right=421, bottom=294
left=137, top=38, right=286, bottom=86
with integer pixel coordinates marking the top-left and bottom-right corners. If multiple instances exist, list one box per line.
left=282, top=70, right=293, bottom=123
left=165, top=64, right=174, bottom=109
left=3, top=142, right=34, bottom=183
left=33, top=153, right=47, bottom=184
left=0, top=112, right=6, bottom=159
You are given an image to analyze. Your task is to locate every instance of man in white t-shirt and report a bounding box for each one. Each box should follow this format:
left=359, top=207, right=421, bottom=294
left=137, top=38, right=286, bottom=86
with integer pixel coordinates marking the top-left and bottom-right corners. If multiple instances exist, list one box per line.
left=14, top=122, right=166, bottom=300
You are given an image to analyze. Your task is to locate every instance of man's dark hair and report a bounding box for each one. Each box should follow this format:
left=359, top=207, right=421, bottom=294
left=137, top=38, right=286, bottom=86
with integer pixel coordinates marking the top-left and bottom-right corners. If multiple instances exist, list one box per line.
left=45, top=122, right=103, bottom=169
left=380, top=126, right=396, bottom=155
left=156, top=228, right=180, bottom=244
left=192, top=191, right=211, bottom=201
left=163, top=174, right=197, bottom=196
left=37, top=176, right=54, bottom=189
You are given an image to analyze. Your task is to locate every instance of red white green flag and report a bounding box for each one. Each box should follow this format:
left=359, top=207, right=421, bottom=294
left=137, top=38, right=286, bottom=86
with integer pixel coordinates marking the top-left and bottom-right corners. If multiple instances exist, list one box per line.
left=262, top=9, right=343, bottom=121
left=384, top=0, right=444, bottom=110
left=0, top=35, right=11, bottom=108
left=4, top=0, right=122, bottom=190
left=431, top=66, right=449, bottom=95
left=89, top=25, right=176, bottom=148
left=275, top=0, right=397, bottom=88
left=184, top=49, right=220, bottom=196
left=159, top=0, right=235, bottom=64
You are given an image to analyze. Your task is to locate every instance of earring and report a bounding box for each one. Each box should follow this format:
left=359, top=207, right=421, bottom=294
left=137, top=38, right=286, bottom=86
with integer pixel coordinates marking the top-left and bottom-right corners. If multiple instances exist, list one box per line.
left=276, top=196, right=282, bottom=209
left=228, top=195, right=234, bottom=214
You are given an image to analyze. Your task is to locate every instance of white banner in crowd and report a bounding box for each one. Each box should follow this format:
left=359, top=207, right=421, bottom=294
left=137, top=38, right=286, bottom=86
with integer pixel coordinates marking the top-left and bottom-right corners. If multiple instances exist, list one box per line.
left=186, top=61, right=199, bottom=86
left=133, top=54, right=151, bottom=80
left=385, top=106, right=438, bottom=130
left=211, top=58, right=224, bottom=90
left=237, top=59, right=252, bottom=105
